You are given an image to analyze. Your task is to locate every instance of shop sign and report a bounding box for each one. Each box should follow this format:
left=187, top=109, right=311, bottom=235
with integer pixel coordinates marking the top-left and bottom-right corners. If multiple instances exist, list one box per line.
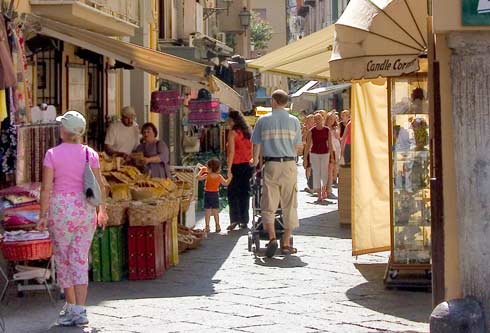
left=330, top=55, right=420, bottom=81
left=463, top=0, right=490, bottom=25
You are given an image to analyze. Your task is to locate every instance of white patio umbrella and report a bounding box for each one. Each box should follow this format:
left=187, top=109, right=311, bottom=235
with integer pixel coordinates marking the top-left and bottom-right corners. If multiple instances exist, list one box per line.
left=329, top=0, right=428, bottom=81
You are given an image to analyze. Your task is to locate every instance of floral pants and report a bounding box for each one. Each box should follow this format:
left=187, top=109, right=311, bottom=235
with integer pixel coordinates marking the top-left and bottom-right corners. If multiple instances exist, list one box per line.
left=48, top=192, right=96, bottom=289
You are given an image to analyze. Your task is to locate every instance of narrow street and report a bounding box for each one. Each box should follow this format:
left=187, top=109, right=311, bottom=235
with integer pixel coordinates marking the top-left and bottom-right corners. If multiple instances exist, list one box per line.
left=3, top=167, right=431, bottom=333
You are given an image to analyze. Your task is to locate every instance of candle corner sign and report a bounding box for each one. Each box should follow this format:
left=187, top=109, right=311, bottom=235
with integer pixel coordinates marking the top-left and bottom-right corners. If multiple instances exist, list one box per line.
left=463, top=0, right=490, bottom=26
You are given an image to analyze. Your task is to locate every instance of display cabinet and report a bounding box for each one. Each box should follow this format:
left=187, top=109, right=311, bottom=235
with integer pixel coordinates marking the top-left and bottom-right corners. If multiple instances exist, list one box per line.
left=387, top=76, right=432, bottom=281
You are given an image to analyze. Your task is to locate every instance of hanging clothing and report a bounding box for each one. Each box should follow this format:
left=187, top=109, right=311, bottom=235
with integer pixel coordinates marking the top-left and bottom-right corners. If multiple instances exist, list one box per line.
left=0, top=90, right=6, bottom=122
left=214, top=65, right=233, bottom=87
left=233, top=69, right=254, bottom=92
left=16, top=124, right=60, bottom=184
left=0, top=16, right=16, bottom=90
left=0, top=88, right=17, bottom=176
left=11, top=27, right=31, bottom=123
left=236, top=87, right=253, bottom=112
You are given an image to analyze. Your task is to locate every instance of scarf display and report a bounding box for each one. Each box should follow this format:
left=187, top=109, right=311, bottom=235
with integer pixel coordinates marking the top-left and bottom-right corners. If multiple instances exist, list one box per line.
left=15, top=124, right=60, bottom=185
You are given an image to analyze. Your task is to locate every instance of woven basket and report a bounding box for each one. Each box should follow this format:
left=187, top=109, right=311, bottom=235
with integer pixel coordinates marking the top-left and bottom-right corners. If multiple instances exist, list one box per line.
left=106, top=201, right=129, bottom=226
left=130, top=187, right=165, bottom=201
left=128, top=201, right=166, bottom=226
left=180, top=198, right=191, bottom=213
left=1, top=239, right=52, bottom=261
left=111, top=184, right=131, bottom=201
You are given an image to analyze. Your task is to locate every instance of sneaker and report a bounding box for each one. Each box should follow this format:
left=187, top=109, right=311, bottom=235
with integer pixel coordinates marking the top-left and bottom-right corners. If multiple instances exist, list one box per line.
left=57, top=305, right=76, bottom=326
left=327, top=193, right=338, bottom=200
left=73, top=309, right=89, bottom=326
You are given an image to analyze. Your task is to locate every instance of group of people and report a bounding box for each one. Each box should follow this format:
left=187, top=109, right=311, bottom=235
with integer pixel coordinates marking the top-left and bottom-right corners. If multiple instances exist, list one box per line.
left=36, top=89, right=309, bottom=327
left=301, top=109, right=351, bottom=203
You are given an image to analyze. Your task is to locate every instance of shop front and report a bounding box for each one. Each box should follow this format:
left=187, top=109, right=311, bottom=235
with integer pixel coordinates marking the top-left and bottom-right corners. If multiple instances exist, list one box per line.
left=0, top=12, right=240, bottom=298
left=329, top=0, right=433, bottom=289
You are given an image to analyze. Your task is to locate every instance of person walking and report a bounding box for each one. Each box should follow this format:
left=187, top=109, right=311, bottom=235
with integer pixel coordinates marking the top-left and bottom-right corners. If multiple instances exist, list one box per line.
left=133, top=122, right=170, bottom=178
left=197, top=158, right=232, bottom=233
left=38, top=111, right=108, bottom=326
left=302, top=114, right=315, bottom=193
left=325, top=112, right=340, bottom=198
left=251, top=89, right=302, bottom=258
left=226, top=110, right=253, bottom=231
left=304, top=113, right=333, bottom=203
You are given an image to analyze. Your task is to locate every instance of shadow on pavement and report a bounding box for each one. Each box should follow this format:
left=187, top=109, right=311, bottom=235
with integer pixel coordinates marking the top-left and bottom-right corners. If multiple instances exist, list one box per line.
left=253, top=255, right=308, bottom=268
left=346, top=263, right=431, bottom=323
left=295, top=210, right=351, bottom=239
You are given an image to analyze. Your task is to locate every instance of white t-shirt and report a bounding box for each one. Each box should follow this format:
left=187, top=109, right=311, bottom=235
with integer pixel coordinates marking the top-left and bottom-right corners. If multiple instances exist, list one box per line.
left=104, top=121, right=140, bottom=155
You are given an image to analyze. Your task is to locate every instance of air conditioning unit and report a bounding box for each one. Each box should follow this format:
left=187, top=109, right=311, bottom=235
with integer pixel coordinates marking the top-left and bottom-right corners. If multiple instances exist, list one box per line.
left=189, top=33, right=196, bottom=47
left=216, top=32, right=226, bottom=44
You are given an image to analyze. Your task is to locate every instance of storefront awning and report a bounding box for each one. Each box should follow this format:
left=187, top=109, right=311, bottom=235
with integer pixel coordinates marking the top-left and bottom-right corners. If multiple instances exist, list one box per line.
left=25, top=15, right=241, bottom=111
left=247, top=25, right=335, bottom=81
left=329, top=0, right=428, bottom=81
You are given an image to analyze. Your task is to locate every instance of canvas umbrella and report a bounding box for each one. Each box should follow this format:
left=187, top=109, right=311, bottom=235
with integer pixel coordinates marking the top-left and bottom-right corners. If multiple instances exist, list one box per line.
left=329, top=0, right=428, bottom=81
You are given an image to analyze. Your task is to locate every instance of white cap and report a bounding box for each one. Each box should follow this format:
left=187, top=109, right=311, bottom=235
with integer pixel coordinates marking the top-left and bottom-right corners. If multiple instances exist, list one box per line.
left=56, top=111, right=86, bottom=136
left=121, top=106, right=136, bottom=117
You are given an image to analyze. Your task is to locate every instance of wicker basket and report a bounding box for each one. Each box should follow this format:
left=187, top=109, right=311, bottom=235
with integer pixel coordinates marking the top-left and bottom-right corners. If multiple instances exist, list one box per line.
left=180, top=198, right=191, bottom=213
left=130, top=187, right=165, bottom=201
left=1, top=239, right=52, bottom=261
left=128, top=200, right=167, bottom=226
left=106, top=201, right=129, bottom=226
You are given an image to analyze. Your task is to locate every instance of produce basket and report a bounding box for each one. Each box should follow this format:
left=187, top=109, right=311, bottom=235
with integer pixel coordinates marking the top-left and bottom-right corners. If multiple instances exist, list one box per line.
left=130, top=187, right=166, bottom=201
left=1, top=239, right=52, bottom=261
left=106, top=201, right=129, bottom=226
left=128, top=200, right=167, bottom=226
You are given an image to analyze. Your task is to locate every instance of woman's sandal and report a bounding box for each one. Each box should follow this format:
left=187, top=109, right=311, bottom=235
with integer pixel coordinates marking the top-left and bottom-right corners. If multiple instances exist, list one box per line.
left=281, top=246, right=298, bottom=255
left=215, top=226, right=221, bottom=233
left=227, top=223, right=238, bottom=231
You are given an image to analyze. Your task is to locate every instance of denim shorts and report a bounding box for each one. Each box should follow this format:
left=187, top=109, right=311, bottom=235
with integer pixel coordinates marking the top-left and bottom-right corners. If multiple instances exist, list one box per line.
left=204, top=191, right=219, bottom=209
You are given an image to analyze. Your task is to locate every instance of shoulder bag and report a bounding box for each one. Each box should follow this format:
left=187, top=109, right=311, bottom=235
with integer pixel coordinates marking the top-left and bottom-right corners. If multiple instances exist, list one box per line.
left=83, top=146, right=102, bottom=206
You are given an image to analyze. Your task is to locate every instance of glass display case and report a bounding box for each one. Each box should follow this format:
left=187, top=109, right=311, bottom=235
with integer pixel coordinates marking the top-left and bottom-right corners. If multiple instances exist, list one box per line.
left=389, top=76, right=432, bottom=272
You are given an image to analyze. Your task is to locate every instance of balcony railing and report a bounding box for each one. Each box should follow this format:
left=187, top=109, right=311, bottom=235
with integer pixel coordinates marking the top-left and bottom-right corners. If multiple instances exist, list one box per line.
left=84, top=0, right=139, bottom=26
left=30, top=0, right=140, bottom=36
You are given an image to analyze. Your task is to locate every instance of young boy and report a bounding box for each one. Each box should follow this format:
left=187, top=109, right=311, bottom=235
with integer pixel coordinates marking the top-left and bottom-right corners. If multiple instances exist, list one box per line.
left=197, top=158, right=232, bottom=233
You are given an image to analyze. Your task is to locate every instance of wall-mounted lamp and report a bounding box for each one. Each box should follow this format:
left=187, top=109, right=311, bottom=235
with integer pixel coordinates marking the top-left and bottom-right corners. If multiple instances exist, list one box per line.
left=239, top=7, right=252, bottom=30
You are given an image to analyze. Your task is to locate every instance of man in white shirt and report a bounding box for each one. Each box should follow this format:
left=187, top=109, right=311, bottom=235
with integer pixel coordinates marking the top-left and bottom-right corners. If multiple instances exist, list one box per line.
left=104, top=106, right=140, bottom=159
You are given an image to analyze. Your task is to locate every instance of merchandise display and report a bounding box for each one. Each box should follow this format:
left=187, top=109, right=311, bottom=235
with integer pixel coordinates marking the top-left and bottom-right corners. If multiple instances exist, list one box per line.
left=390, top=77, right=431, bottom=268
left=90, top=226, right=127, bottom=282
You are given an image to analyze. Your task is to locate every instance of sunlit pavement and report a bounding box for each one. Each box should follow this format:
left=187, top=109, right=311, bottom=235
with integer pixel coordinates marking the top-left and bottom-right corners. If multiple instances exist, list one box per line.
left=2, top=165, right=431, bottom=333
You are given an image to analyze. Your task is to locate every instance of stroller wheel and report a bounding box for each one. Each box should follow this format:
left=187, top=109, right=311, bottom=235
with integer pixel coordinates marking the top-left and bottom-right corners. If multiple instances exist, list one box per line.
left=253, top=234, right=260, bottom=252
left=247, top=233, right=253, bottom=252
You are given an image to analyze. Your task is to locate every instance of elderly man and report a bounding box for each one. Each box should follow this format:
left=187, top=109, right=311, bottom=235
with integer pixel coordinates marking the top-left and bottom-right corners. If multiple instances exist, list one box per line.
left=251, top=89, right=302, bottom=258
left=104, top=106, right=140, bottom=159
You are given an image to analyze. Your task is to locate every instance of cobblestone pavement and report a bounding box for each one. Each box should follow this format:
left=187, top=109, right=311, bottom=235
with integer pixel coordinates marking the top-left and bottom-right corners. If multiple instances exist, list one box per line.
left=2, top=167, right=431, bottom=333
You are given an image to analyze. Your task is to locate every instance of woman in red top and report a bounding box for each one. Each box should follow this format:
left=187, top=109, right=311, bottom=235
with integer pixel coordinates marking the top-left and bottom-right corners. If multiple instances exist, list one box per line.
left=226, top=110, right=253, bottom=231
left=304, top=113, right=333, bottom=203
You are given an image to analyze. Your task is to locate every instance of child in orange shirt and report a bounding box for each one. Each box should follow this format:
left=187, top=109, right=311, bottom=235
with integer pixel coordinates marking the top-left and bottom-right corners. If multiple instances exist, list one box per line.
left=197, top=158, right=232, bottom=233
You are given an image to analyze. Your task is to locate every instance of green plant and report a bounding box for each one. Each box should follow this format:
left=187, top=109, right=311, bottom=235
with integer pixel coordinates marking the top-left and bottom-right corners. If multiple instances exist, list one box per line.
left=250, top=11, right=273, bottom=51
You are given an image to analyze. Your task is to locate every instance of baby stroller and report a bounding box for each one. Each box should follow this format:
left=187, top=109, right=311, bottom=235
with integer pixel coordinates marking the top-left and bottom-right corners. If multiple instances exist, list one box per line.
left=247, top=167, right=293, bottom=255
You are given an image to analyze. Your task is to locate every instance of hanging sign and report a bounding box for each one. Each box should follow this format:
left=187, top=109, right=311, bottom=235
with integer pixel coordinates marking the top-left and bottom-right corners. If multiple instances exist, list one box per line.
left=463, top=0, right=490, bottom=25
